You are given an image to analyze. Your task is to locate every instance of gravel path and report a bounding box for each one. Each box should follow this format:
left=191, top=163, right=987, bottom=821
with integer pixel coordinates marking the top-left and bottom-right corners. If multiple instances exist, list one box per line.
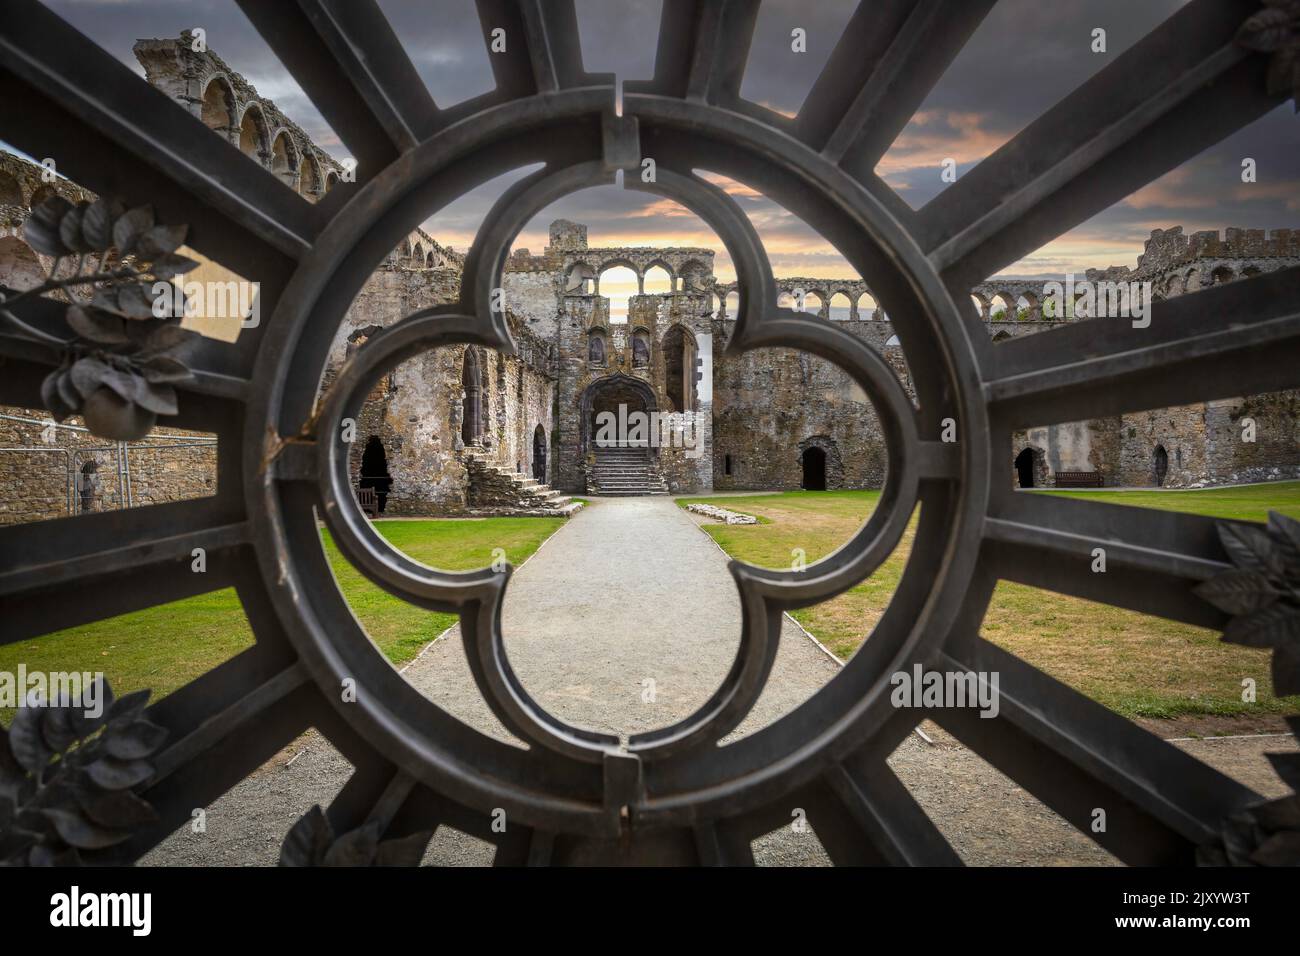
left=145, top=497, right=1297, bottom=866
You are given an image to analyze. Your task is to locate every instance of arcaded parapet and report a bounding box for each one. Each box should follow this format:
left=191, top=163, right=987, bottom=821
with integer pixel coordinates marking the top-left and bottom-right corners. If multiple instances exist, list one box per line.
left=133, top=33, right=346, bottom=199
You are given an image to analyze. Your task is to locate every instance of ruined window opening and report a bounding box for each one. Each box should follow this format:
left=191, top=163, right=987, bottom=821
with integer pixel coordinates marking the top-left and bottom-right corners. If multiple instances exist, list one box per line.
left=662, top=324, right=697, bottom=412
left=588, top=331, right=606, bottom=366
left=631, top=330, right=650, bottom=367
left=724, top=454, right=732, bottom=476
left=461, top=349, right=482, bottom=446
left=532, top=424, right=547, bottom=483
left=0, top=171, right=22, bottom=206
left=1154, top=445, right=1169, bottom=487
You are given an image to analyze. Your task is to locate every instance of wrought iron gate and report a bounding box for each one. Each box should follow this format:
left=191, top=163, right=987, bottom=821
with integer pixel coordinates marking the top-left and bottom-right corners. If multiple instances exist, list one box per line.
left=0, top=0, right=1297, bottom=865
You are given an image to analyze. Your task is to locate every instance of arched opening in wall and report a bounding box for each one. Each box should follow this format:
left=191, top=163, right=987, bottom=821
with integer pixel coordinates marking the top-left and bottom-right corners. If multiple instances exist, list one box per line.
left=0, top=237, right=45, bottom=292
left=970, top=294, right=988, bottom=320
left=29, top=184, right=55, bottom=208
left=200, top=76, right=234, bottom=134
left=1015, top=448, right=1036, bottom=488
left=425, top=250, right=434, bottom=268
left=597, top=264, right=637, bottom=323
left=643, top=263, right=673, bottom=295
left=461, top=348, right=482, bottom=446
left=582, top=374, right=657, bottom=452
left=238, top=104, right=268, bottom=160
left=991, top=329, right=1012, bottom=342
left=884, top=334, right=901, bottom=347
left=679, top=259, right=709, bottom=292
left=270, top=131, right=298, bottom=187
left=710, top=293, right=722, bottom=319
left=1016, top=293, right=1037, bottom=321
left=858, top=292, right=877, bottom=320
left=359, top=436, right=392, bottom=514
left=1184, top=268, right=1203, bottom=294
left=777, top=290, right=797, bottom=310
left=587, top=328, right=607, bottom=366
left=1153, top=444, right=1169, bottom=487
left=724, top=290, right=740, bottom=318
left=299, top=152, right=323, bottom=199
left=565, top=262, right=595, bottom=294
left=803, top=292, right=824, bottom=317
left=78, top=460, right=99, bottom=514
left=532, top=424, right=547, bottom=483
left=801, top=447, right=827, bottom=491
left=990, top=294, right=1014, bottom=321
left=325, top=171, right=339, bottom=192
left=661, top=324, right=697, bottom=412
left=631, top=328, right=651, bottom=367
left=0, top=171, right=22, bottom=206
left=829, top=292, right=852, bottom=320
left=1211, top=266, right=1235, bottom=285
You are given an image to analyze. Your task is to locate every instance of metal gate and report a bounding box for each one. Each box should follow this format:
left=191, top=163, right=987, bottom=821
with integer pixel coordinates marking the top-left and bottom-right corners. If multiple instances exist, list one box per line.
left=0, top=0, right=1297, bottom=865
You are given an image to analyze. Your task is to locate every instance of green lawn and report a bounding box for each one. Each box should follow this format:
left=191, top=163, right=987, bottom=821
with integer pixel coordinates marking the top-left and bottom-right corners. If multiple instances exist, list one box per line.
left=677, top=483, right=1300, bottom=719
left=0, top=516, right=565, bottom=723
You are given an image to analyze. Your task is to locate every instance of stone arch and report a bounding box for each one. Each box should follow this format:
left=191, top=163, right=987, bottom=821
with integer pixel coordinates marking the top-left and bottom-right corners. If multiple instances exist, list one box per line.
left=1158, top=272, right=1183, bottom=299
left=643, top=261, right=674, bottom=294
left=1153, top=444, right=1169, bottom=487
left=237, top=102, right=270, bottom=160
left=596, top=260, right=639, bottom=320
left=425, top=250, right=434, bottom=269
left=0, top=237, right=45, bottom=291
left=1183, top=267, right=1203, bottom=293
left=661, top=323, right=698, bottom=412
left=325, top=170, right=340, bottom=191
left=0, top=171, right=23, bottom=206
left=298, top=151, right=323, bottom=198
left=1241, top=265, right=1262, bottom=279
left=461, top=348, right=483, bottom=446
left=989, top=293, right=1015, bottom=320
left=803, top=291, right=825, bottom=317
left=969, top=293, right=989, bottom=320
left=199, top=74, right=236, bottom=135
left=857, top=291, right=878, bottom=320
left=579, top=373, right=658, bottom=455
left=829, top=291, right=852, bottom=320
left=1016, top=291, right=1039, bottom=320
left=269, top=129, right=300, bottom=187
left=777, top=289, right=797, bottom=310
left=991, top=329, right=1012, bottom=342
left=723, top=289, right=740, bottom=318
left=1014, top=446, right=1047, bottom=488
left=565, top=261, right=596, bottom=293
left=677, top=258, right=709, bottom=291
left=797, top=435, right=844, bottom=490
left=1211, top=265, right=1235, bottom=285
left=29, top=184, right=56, bottom=208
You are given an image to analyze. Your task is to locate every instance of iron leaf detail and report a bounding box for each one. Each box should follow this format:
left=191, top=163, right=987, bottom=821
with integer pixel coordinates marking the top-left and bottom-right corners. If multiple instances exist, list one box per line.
left=279, top=804, right=431, bottom=867
left=0, top=195, right=202, bottom=441
left=0, top=678, right=166, bottom=867
left=1236, top=0, right=1300, bottom=110
left=1195, top=511, right=1300, bottom=865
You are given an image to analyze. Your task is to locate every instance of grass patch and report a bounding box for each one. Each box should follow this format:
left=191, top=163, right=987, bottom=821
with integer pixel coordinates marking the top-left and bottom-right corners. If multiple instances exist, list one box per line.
left=677, top=483, right=1300, bottom=719
left=0, top=516, right=565, bottom=724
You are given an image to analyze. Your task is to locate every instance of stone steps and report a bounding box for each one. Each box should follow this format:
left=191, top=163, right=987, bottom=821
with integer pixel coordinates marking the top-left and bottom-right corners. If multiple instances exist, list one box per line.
left=464, top=449, right=584, bottom=516
left=588, top=447, right=668, bottom=496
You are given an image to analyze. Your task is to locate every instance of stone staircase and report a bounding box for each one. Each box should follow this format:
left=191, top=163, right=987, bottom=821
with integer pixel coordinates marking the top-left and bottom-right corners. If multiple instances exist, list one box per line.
left=587, top=445, right=668, bottom=497
left=464, top=449, right=582, bottom=516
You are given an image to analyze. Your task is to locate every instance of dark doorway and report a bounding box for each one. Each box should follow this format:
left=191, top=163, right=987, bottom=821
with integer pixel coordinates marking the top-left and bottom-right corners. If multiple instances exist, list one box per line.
left=1154, top=444, right=1169, bottom=487
left=582, top=374, right=656, bottom=451
left=661, top=324, right=697, bottom=412
left=461, top=349, right=481, bottom=446
left=801, top=447, right=827, bottom=490
left=1015, top=448, right=1035, bottom=488
left=532, top=424, right=547, bottom=483
left=360, top=436, right=391, bottom=513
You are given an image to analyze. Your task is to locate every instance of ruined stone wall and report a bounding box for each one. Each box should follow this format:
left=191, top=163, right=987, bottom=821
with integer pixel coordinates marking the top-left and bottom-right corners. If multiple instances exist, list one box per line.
left=0, top=408, right=216, bottom=525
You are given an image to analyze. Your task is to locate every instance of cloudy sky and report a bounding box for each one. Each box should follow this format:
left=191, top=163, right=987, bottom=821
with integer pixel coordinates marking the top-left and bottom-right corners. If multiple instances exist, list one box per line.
left=38, top=0, right=1300, bottom=300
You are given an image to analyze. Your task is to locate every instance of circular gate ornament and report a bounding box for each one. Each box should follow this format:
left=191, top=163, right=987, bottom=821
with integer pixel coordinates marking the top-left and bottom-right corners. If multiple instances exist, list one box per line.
left=0, top=0, right=1296, bottom=866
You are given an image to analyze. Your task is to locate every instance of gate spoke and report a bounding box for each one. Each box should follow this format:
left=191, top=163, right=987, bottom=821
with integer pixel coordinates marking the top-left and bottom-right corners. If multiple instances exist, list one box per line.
left=624, top=0, right=760, bottom=109
left=797, top=0, right=996, bottom=174
left=473, top=0, right=605, bottom=101
left=985, top=266, right=1300, bottom=426
left=933, top=642, right=1258, bottom=863
left=235, top=0, right=439, bottom=174
left=984, top=486, right=1233, bottom=628
left=917, top=0, right=1280, bottom=287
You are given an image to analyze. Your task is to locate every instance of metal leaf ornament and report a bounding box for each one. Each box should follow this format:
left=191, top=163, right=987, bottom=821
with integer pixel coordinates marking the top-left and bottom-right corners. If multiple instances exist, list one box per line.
left=1236, top=0, right=1300, bottom=110
left=0, top=195, right=202, bottom=441
left=279, top=805, right=432, bottom=867
left=1194, top=511, right=1300, bottom=865
left=0, top=678, right=167, bottom=866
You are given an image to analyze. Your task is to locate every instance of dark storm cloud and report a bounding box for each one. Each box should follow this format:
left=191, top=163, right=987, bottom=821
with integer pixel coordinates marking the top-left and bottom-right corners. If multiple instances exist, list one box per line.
left=34, top=0, right=1300, bottom=279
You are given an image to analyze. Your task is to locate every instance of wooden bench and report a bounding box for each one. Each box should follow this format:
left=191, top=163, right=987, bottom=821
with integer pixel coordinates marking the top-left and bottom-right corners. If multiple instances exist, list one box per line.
left=356, top=487, right=379, bottom=518
left=1054, top=471, right=1104, bottom=488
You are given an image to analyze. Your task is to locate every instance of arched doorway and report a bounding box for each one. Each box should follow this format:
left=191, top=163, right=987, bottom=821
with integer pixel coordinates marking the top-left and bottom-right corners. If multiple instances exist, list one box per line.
left=532, top=424, right=547, bottom=483
left=661, top=324, right=697, bottom=412
left=1015, top=448, right=1036, bottom=488
left=579, top=374, right=657, bottom=453
left=461, top=349, right=481, bottom=446
left=359, top=436, right=391, bottom=513
left=1154, top=445, right=1169, bottom=487
left=801, top=447, right=827, bottom=490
